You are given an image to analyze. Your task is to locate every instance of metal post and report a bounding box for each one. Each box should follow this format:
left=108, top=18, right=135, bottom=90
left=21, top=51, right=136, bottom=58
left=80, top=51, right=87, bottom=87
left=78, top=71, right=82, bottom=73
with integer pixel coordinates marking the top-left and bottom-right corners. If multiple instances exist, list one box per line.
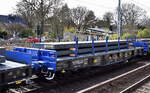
left=118, top=37, right=120, bottom=50
left=105, top=36, right=109, bottom=52
left=86, top=36, right=89, bottom=41
left=74, top=36, right=78, bottom=57
left=135, top=36, right=137, bottom=42
left=126, top=37, right=129, bottom=49
left=117, top=0, right=121, bottom=38
left=58, top=37, right=61, bottom=42
left=92, top=37, right=95, bottom=55
left=97, top=36, right=99, bottom=40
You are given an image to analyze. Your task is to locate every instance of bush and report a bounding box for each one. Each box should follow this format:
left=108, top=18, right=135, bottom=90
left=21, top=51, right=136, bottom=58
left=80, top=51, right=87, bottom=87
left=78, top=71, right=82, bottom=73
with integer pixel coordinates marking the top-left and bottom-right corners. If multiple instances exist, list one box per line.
left=137, top=29, right=150, bottom=38
left=64, top=27, right=76, bottom=33
left=0, top=27, right=7, bottom=39
left=109, top=33, right=136, bottom=40
left=109, top=34, right=118, bottom=40
left=122, top=33, right=136, bottom=39
left=19, top=28, right=35, bottom=38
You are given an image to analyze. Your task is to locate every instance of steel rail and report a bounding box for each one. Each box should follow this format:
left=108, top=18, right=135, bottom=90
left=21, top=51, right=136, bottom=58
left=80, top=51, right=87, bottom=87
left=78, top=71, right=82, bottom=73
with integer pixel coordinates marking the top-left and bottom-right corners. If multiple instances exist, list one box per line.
left=77, top=62, right=150, bottom=93
left=120, top=74, right=150, bottom=93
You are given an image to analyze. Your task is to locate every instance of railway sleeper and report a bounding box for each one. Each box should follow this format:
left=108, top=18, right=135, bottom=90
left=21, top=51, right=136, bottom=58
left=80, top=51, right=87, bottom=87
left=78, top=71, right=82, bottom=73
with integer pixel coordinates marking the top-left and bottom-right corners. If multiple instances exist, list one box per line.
left=8, top=83, right=40, bottom=93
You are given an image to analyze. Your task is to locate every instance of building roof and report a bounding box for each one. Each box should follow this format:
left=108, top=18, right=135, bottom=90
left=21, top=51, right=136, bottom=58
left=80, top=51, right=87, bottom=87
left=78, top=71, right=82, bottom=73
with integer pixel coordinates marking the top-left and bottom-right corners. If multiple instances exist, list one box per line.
left=88, top=28, right=115, bottom=34
left=0, top=15, right=26, bottom=25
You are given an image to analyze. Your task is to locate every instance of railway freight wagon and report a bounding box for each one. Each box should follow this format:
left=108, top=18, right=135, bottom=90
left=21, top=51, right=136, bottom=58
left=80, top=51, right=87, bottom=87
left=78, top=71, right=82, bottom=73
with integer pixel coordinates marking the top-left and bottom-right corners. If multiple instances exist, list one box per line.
left=4, top=38, right=149, bottom=80
left=0, top=47, right=31, bottom=88
left=33, top=39, right=145, bottom=71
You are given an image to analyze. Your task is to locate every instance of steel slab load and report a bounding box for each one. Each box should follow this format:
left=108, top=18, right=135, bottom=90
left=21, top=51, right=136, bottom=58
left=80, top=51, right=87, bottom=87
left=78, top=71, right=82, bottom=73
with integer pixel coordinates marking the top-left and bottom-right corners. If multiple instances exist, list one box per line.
left=140, top=39, right=150, bottom=45
left=56, top=48, right=141, bottom=62
left=54, top=45, right=127, bottom=56
left=33, top=40, right=127, bottom=57
left=33, top=40, right=127, bottom=49
left=0, top=61, right=31, bottom=86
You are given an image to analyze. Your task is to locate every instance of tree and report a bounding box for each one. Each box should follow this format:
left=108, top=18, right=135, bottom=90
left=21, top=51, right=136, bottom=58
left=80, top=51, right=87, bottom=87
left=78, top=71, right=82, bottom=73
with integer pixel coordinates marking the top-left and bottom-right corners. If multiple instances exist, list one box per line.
left=16, top=0, right=63, bottom=35
left=19, top=27, right=34, bottom=38
left=0, top=27, right=7, bottom=39
left=103, top=12, right=114, bottom=28
left=83, top=10, right=96, bottom=29
left=46, top=16, right=64, bottom=39
left=139, top=16, right=150, bottom=29
left=121, top=3, right=146, bottom=26
left=3, top=23, right=25, bottom=38
left=71, top=7, right=89, bottom=31
left=57, top=4, right=73, bottom=28
left=16, top=1, right=36, bottom=28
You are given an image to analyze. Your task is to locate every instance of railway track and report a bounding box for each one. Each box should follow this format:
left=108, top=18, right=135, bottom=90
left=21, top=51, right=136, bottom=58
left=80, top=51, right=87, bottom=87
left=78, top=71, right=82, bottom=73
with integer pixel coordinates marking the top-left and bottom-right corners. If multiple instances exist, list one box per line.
left=120, top=74, right=150, bottom=93
left=77, top=61, right=150, bottom=93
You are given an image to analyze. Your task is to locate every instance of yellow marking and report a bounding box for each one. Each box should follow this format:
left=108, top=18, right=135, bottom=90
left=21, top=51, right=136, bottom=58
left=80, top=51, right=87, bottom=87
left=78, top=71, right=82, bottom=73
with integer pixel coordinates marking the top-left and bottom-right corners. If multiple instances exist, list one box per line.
left=70, top=54, right=75, bottom=57
left=61, top=69, right=66, bottom=73
left=84, top=62, right=88, bottom=65
left=16, top=80, right=22, bottom=85
left=70, top=48, right=75, bottom=50
left=109, top=56, right=112, bottom=60
left=93, top=59, right=97, bottom=63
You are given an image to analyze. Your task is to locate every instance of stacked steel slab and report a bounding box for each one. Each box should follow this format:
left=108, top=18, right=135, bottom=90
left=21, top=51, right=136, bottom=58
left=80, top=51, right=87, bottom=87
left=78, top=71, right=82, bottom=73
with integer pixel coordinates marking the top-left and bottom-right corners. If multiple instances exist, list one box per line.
left=33, top=40, right=128, bottom=57
left=140, top=39, right=150, bottom=45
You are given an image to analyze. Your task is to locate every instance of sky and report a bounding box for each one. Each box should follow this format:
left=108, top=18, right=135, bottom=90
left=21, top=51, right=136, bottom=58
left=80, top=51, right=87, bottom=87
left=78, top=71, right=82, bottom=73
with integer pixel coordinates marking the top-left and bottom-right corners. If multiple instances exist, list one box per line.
left=0, top=0, right=18, bottom=15
left=0, top=0, right=150, bottom=18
